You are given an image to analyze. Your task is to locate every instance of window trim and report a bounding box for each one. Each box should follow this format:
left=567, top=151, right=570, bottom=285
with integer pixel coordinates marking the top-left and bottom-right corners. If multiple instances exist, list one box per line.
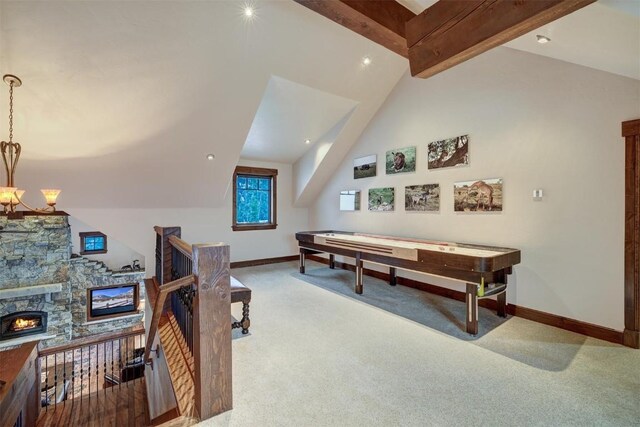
left=232, top=166, right=278, bottom=232
left=79, top=231, right=108, bottom=255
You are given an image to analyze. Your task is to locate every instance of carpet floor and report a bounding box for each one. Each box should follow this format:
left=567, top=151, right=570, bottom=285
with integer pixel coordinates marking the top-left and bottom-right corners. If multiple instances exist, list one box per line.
left=199, top=261, right=640, bottom=427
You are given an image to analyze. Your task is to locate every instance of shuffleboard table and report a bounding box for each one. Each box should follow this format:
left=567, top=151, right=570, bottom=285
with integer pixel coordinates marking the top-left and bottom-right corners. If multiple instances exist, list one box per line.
left=295, top=230, right=521, bottom=335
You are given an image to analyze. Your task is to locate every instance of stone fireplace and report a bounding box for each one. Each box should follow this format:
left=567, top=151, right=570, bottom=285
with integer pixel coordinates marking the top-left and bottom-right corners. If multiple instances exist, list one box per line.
left=0, top=214, right=72, bottom=348
left=0, top=213, right=145, bottom=349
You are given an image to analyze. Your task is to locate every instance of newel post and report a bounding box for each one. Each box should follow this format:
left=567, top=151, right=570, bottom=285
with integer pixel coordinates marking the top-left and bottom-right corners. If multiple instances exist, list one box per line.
left=192, top=242, right=233, bottom=418
left=154, top=226, right=181, bottom=285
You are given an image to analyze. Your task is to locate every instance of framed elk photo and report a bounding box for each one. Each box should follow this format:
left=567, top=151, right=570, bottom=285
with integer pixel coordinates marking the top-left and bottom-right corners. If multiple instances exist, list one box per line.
left=386, top=146, right=416, bottom=174
left=353, top=154, right=377, bottom=179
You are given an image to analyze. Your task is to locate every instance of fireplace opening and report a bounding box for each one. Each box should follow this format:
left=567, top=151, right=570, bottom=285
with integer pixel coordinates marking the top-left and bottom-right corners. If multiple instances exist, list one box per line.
left=0, top=311, right=48, bottom=341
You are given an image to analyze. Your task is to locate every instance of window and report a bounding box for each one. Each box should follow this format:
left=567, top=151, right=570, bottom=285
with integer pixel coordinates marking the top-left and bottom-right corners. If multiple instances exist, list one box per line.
left=80, top=231, right=107, bottom=255
left=232, top=166, right=277, bottom=231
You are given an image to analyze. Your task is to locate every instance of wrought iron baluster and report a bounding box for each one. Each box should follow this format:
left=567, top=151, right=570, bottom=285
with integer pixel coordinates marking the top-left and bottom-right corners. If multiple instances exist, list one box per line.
left=44, top=355, right=48, bottom=412
left=81, top=347, right=84, bottom=401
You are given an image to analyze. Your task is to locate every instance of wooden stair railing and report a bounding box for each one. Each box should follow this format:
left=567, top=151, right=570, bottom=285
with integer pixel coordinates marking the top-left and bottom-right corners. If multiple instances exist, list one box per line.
left=147, top=226, right=232, bottom=423
left=143, top=274, right=196, bottom=365
left=37, top=326, right=147, bottom=423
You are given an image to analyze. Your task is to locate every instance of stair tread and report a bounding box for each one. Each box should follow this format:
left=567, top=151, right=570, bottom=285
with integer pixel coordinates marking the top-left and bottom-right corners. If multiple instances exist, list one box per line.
left=36, top=379, right=147, bottom=427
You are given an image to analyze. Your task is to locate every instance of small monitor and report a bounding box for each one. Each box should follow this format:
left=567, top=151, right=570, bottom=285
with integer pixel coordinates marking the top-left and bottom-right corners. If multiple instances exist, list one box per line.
left=88, top=284, right=139, bottom=320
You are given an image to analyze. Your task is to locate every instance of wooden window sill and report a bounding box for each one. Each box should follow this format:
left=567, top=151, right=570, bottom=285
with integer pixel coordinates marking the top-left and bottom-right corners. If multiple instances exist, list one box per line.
left=232, top=224, right=278, bottom=232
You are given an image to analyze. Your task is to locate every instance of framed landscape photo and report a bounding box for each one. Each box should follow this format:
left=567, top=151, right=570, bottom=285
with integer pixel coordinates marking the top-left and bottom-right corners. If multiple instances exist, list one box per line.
left=428, top=135, right=469, bottom=170
left=454, top=178, right=503, bottom=212
left=369, top=187, right=394, bottom=211
left=340, top=190, right=361, bottom=211
left=386, top=146, right=416, bottom=174
left=353, top=154, right=377, bottom=179
left=405, top=184, right=440, bottom=212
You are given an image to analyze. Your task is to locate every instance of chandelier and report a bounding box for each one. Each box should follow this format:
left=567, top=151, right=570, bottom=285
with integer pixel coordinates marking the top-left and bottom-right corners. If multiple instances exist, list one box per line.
left=0, top=74, right=61, bottom=216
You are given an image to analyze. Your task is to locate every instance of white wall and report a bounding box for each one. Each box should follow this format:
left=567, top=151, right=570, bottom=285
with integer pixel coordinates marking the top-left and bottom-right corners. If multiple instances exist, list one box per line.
left=67, top=216, right=145, bottom=271
left=310, top=47, right=640, bottom=331
left=68, top=159, right=308, bottom=271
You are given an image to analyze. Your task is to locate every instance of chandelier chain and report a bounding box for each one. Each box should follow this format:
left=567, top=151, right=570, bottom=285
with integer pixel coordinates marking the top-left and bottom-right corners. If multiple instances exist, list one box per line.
left=8, top=81, right=13, bottom=143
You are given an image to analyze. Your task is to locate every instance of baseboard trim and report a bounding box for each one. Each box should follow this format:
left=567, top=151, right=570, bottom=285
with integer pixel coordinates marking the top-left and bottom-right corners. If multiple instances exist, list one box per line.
left=231, top=255, right=298, bottom=269
left=623, top=329, right=640, bottom=348
left=306, top=255, right=626, bottom=346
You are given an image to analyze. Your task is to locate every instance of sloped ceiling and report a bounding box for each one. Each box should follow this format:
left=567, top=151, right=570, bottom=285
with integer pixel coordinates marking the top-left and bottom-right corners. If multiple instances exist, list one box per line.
left=241, top=76, right=359, bottom=163
left=0, top=0, right=407, bottom=208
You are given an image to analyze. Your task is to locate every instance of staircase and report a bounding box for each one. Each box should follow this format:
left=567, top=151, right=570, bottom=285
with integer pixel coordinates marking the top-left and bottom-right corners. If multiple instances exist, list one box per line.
left=70, top=256, right=144, bottom=279
left=36, top=378, right=148, bottom=427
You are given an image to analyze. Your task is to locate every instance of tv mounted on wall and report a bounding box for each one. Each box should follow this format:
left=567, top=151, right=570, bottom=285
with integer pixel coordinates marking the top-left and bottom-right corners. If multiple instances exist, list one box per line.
left=87, top=284, right=139, bottom=321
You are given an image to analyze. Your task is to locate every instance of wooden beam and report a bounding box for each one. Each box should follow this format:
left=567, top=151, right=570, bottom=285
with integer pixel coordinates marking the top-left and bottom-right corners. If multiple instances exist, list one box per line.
left=294, top=0, right=416, bottom=58
left=406, top=0, right=596, bottom=79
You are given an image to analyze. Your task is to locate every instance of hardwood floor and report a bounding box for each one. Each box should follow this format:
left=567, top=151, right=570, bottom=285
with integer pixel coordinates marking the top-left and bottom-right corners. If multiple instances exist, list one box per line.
left=36, top=378, right=147, bottom=427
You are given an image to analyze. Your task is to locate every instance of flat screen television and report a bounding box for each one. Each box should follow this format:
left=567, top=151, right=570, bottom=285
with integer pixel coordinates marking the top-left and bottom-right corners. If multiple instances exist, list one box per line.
left=88, top=284, right=139, bottom=320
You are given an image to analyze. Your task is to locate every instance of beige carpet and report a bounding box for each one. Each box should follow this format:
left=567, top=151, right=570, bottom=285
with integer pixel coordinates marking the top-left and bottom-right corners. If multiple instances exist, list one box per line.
left=199, top=261, right=640, bottom=427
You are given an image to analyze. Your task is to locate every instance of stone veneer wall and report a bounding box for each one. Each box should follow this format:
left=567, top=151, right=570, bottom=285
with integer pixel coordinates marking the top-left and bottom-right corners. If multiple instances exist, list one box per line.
left=0, top=214, right=145, bottom=348
left=69, top=258, right=145, bottom=337
left=0, top=215, right=72, bottom=346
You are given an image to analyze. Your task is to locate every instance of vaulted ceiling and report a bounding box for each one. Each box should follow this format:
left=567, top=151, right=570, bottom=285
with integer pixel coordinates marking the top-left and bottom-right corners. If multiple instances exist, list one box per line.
left=0, top=0, right=406, bottom=208
left=0, top=0, right=637, bottom=209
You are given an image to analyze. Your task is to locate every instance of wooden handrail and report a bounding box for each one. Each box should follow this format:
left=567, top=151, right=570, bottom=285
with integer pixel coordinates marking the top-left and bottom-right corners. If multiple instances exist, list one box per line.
left=144, top=274, right=195, bottom=363
left=169, top=235, right=193, bottom=259
left=39, top=325, right=145, bottom=357
left=151, top=225, right=232, bottom=421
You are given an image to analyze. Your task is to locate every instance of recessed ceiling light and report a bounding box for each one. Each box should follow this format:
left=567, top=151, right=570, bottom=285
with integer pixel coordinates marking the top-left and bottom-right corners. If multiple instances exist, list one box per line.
left=536, top=35, right=551, bottom=44
left=362, top=56, right=372, bottom=66
left=304, top=139, right=311, bottom=145
left=244, top=6, right=254, bottom=17
left=206, top=154, right=215, bottom=160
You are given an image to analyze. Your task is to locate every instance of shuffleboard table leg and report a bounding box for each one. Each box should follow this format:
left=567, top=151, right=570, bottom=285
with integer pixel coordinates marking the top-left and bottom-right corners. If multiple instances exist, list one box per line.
left=497, top=291, right=507, bottom=318
left=299, top=248, right=306, bottom=274
left=355, top=252, right=363, bottom=295
left=496, top=270, right=507, bottom=318
left=329, top=254, right=335, bottom=269
left=466, top=283, right=479, bottom=335
left=389, top=267, right=397, bottom=286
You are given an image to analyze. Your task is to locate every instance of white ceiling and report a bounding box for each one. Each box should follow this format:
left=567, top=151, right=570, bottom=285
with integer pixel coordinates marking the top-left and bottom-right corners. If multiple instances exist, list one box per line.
left=0, top=0, right=407, bottom=208
left=241, top=75, right=358, bottom=163
left=399, top=0, right=640, bottom=80
left=0, top=0, right=637, bottom=209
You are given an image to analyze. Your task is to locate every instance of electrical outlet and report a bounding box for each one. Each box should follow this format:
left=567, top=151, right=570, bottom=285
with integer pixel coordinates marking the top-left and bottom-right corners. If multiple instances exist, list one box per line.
left=533, top=189, right=543, bottom=201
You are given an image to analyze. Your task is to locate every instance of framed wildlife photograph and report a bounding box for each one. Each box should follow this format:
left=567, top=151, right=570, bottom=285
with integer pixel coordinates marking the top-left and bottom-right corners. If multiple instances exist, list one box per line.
left=353, top=154, right=377, bottom=179
left=385, top=146, right=416, bottom=174
left=368, top=187, right=394, bottom=211
left=405, top=184, right=440, bottom=212
left=454, top=178, right=503, bottom=212
left=428, top=135, right=469, bottom=170
left=340, top=190, right=361, bottom=211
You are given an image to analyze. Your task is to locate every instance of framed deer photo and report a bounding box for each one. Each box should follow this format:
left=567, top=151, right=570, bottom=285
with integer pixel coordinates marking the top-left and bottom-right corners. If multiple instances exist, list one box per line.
left=454, top=178, right=503, bottom=212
